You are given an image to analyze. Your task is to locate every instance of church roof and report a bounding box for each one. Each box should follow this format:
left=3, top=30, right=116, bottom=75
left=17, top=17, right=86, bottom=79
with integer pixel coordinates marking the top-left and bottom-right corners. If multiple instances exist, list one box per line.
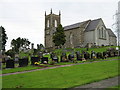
left=85, top=18, right=101, bottom=31
left=63, top=18, right=101, bottom=31
left=107, top=28, right=117, bottom=38
left=64, top=20, right=90, bottom=31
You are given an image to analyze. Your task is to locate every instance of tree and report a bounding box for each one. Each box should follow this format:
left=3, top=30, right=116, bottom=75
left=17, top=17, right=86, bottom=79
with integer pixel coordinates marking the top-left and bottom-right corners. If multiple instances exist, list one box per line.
left=39, top=44, right=44, bottom=49
left=37, top=44, right=44, bottom=50
left=53, top=24, right=66, bottom=48
left=1, top=26, right=8, bottom=52
left=5, top=49, right=15, bottom=58
left=11, top=37, right=31, bottom=53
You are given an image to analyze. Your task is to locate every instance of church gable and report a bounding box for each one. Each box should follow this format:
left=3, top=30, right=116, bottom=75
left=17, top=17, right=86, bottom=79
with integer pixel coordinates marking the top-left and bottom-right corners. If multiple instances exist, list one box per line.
left=85, top=18, right=101, bottom=32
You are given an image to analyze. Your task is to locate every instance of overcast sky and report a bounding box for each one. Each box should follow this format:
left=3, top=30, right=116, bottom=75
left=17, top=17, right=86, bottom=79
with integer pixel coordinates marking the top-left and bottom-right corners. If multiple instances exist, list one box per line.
left=0, top=0, right=119, bottom=50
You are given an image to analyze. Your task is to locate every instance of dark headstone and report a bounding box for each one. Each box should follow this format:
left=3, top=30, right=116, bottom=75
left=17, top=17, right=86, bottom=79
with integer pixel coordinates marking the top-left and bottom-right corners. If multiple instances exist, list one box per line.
left=68, top=54, right=74, bottom=61
left=113, top=51, right=119, bottom=56
left=38, top=52, right=43, bottom=58
left=103, top=51, right=108, bottom=59
left=84, top=52, right=90, bottom=60
left=107, top=51, right=114, bottom=57
left=6, top=59, right=14, bottom=68
left=41, top=57, right=48, bottom=64
left=96, top=52, right=103, bottom=59
left=50, top=52, right=54, bottom=59
left=19, top=58, right=28, bottom=67
left=31, top=57, right=40, bottom=65
left=61, top=53, right=68, bottom=62
left=52, top=56, right=59, bottom=63
left=76, top=51, right=82, bottom=61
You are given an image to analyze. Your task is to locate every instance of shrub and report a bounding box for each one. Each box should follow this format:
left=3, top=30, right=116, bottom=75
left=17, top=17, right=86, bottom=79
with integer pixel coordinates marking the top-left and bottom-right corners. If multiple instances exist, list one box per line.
left=49, top=60, right=55, bottom=65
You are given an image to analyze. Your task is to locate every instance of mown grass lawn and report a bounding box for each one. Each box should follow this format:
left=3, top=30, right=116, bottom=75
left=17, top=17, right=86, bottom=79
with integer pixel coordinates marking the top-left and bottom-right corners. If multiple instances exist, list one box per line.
left=2, top=60, right=119, bottom=88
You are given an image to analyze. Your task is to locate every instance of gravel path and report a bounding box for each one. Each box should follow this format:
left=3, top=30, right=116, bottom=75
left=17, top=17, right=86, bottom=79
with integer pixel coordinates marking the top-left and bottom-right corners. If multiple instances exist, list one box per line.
left=1, top=58, right=119, bottom=76
left=69, top=76, right=119, bottom=89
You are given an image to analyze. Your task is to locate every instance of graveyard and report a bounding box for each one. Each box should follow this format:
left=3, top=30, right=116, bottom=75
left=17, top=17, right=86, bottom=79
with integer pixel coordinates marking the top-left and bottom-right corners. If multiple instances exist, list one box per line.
left=1, top=46, right=120, bottom=88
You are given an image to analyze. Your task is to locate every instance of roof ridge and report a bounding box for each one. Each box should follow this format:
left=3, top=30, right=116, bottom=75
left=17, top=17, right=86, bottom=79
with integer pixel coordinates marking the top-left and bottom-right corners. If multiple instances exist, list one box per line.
left=64, top=19, right=91, bottom=28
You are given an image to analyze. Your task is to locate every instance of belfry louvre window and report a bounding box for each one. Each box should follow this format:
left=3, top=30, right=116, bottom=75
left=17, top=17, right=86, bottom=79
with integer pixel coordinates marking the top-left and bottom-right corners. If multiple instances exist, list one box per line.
left=47, top=20, right=50, bottom=27
left=55, top=20, right=57, bottom=27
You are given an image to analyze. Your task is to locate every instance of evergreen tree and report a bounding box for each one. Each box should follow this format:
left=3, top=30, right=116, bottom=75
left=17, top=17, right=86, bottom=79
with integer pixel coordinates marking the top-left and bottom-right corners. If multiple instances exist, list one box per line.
left=53, top=24, right=66, bottom=48
left=1, top=26, right=8, bottom=51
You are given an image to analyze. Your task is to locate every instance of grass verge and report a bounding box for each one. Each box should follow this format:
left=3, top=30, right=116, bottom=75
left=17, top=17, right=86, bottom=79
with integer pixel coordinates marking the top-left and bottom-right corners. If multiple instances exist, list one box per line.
left=2, top=60, right=119, bottom=88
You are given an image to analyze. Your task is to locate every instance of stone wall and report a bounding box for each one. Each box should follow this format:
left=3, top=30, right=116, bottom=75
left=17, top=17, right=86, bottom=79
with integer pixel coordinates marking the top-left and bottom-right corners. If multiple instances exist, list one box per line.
left=109, top=36, right=117, bottom=46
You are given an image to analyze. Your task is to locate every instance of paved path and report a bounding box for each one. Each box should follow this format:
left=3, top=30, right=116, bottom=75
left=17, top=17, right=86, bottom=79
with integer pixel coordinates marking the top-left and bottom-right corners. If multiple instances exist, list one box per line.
left=69, top=76, right=119, bottom=89
left=1, top=58, right=119, bottom=76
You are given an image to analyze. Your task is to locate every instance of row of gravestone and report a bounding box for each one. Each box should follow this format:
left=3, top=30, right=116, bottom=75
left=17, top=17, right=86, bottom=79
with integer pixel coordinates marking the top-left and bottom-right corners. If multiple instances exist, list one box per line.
left=60, top=50, right=120, bottom=62
left=5, top=50, right=120, bottom=68
left=5, top=57, right=49, bottom=68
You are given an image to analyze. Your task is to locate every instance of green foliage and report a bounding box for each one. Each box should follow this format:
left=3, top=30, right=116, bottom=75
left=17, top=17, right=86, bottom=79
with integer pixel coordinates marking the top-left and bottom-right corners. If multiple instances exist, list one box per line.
left=1, top=26, right=8, bottom=51
left=53, top=24, right=66, bottom=48
left=5, top=49, right=15, bottom=58
left=2, top=60, right=119, bottom=88
left=37, top=44, right=44, bottom=50
left=11, top=37, right=31, bottom=53
left=49, top=60, right=55, bottom=65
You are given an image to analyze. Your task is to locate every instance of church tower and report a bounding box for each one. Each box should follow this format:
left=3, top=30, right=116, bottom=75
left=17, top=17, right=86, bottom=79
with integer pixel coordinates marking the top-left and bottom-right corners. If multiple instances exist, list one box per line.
left=45, top=9, right=61, bottom=49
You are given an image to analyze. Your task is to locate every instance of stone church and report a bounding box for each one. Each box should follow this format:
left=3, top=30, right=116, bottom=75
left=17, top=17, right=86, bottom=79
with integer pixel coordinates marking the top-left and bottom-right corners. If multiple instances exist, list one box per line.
left=44, top=10, right=117, bottom=49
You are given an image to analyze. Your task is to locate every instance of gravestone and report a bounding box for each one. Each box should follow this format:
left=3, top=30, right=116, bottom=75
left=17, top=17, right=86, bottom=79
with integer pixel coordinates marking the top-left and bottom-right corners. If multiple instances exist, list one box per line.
left=117, top=50, right=120, bottom=56
left=50, top=52, right=54, bottom=59
left=107, top=51, right=114, bottom=57
left=91, top=51, right=96, bottom=59
left=113, top=51, right=119, bottom=56
left=41, top=57, right=48, bottom=64
left=52, top=55, right=59, bottom=63
left=96, top=52, right=103, bottom=59
left=107, top=48, right=115, bottom=57
left=31, top=57, right=40, bottom=65
left=76, top=51, right=82, bottom=60
left=6, top=59, right=14, bottom=68
left=38, top=52, right=43, bottom=59
left=61, top=53, right=68, bottom=62
left=103, top=51, right=108, bottom=59
left=19, top=58, right=28, bottom=67
left=83, top=52, right=90, bottom=60
left=68, top=54, right=74, bottom=61
left=14, top=54, right=19, bottom=63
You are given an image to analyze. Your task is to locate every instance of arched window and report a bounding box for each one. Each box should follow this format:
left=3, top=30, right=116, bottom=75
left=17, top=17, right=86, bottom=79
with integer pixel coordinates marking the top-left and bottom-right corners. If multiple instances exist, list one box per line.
left=102, top=27, right=104, bottom=38
left=99, top=29, right=101, bottom=38
left=104, top=30, right=106, bottom=39
left=55, top=20, right=57, bottom=27
left=70, top=33, right=73, bottom=45
left=47, top=20, right=49, bottom=28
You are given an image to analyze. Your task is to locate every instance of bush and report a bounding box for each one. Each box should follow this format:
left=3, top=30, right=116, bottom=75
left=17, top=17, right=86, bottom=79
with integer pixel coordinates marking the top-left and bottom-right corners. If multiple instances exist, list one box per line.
left=49, top=60, right=55, bottom=65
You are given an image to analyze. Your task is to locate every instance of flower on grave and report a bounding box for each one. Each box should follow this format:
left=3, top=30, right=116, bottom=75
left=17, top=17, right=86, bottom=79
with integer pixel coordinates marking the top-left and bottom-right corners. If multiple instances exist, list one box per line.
left=82, top=58, right=86, bottom=61
left=44, top=61, right=47, bottom=64
left=93, top=56, right=96, bottom=59
left=34, top=62, right=40, bottom=65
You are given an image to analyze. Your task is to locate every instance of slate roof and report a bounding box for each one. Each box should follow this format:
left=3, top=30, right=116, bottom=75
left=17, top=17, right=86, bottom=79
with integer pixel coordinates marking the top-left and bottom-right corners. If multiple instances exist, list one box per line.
left=63, top=18, right=101, bottom=31
left=107, top=29, right=117, bottom=37
left=85, top=18, right=101, bottom=32
left=63, top=20, right=90, bottom=31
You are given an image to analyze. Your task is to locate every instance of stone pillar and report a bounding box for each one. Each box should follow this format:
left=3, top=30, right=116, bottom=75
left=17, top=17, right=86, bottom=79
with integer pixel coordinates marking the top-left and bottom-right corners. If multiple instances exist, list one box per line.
left=31, top=43, right=34, bottom=49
